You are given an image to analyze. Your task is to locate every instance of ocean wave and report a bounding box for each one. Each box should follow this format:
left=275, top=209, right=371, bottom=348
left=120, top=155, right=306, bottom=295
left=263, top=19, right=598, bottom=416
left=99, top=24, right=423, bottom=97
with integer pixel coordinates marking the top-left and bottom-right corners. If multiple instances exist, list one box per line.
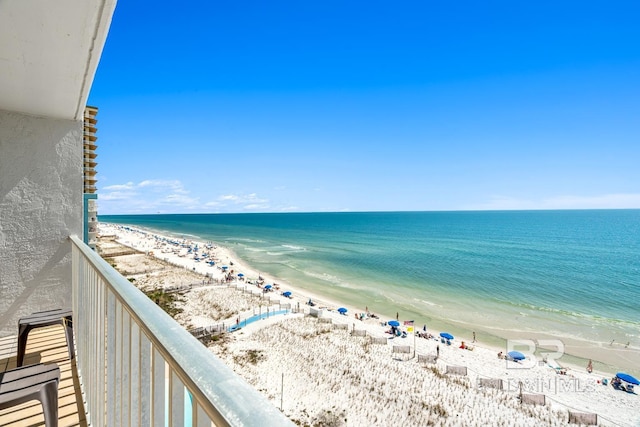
left=239, top=237, right=266, bottom=242
left=303, top=270, right=343, bottom=285
left=477, top=324, right=610, bottom=344
left=496, top=300, right=640, bottom=328
left=281, top=244, right=306, bottom=251
left=174, top=232, right=199, bottom=239
left=299, top=270, right=380, bottom=293
left=262, top=245, right=307, bottom=256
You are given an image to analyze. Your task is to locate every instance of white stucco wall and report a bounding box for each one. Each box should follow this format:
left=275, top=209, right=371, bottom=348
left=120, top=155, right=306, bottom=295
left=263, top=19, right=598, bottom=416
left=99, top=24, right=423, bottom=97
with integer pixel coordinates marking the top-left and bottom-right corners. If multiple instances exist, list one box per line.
left=0, top=109, right=83, bottom=336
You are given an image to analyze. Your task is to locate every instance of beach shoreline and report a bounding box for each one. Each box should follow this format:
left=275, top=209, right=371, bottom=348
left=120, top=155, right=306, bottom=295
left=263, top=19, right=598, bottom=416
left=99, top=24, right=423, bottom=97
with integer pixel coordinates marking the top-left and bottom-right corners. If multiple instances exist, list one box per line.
left=98, top=222, right=638, bottom=375
left=97, top=221, right=639, bottom=426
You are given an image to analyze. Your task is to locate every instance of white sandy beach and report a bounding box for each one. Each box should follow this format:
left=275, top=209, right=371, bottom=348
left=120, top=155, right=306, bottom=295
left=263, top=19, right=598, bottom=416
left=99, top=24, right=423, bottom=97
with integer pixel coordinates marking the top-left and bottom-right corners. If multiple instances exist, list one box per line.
left=98, top=223, right=639, bottom=427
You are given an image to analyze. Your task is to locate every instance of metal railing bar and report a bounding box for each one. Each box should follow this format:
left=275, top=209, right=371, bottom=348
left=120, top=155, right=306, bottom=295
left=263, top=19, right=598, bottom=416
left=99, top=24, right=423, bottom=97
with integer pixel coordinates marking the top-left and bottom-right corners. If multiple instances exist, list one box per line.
left=70, top=235, right=292, bottom=426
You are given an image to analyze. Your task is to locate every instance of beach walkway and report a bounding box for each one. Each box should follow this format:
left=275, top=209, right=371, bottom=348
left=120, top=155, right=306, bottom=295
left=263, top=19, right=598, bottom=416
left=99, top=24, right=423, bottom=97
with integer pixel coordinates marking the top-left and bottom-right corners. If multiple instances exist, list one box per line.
left=97, top=222, right=639, bottom=427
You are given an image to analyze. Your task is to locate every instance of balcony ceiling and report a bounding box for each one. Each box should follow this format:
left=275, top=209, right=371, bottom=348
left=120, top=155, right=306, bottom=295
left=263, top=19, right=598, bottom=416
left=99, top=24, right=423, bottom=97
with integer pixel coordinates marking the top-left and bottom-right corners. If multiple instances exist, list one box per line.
left=0, top=0, right=117, bottom=121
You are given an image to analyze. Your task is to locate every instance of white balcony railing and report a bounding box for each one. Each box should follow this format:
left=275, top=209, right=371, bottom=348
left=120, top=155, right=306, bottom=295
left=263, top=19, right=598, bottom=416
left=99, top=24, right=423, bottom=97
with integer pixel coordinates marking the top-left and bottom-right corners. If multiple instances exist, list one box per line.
left=70, top=236, right=293, bottom=426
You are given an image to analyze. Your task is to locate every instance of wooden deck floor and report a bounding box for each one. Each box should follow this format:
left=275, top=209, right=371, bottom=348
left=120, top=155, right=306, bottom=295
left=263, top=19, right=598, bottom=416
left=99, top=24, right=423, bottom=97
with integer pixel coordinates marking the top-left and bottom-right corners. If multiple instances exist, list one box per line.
left=0, top=325, right=86, bottom=426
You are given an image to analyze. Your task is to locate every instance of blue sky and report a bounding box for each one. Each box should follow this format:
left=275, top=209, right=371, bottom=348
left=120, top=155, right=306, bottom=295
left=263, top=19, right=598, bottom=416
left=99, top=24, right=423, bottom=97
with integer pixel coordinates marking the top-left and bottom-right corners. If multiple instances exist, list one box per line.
left=90, top=1, right=640, bottom=214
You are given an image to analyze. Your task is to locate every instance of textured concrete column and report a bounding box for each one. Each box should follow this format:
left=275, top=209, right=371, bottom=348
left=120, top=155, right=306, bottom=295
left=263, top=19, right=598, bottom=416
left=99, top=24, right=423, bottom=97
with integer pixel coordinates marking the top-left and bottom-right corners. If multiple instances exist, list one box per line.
left=0, top=109, right=83, bottom=336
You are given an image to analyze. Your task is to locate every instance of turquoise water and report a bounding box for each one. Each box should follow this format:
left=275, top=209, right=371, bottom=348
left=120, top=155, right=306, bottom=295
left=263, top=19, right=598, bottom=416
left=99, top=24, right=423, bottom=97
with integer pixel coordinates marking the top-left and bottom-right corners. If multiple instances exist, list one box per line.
left=100, top=210, right=640, bottom=373
left=228, top=310, right=291, bottom=332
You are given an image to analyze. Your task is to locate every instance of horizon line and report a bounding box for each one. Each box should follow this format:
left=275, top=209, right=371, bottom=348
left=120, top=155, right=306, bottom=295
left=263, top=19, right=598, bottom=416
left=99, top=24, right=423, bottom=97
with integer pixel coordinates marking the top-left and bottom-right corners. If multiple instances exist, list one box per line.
left=98, top=207, right=640, bottom=216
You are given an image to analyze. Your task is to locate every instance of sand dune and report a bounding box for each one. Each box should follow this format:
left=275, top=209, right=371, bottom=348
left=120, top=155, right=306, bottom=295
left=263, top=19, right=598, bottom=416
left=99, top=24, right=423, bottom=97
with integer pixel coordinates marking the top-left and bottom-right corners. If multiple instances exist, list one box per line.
left=98, top=223, right=639, bottom=427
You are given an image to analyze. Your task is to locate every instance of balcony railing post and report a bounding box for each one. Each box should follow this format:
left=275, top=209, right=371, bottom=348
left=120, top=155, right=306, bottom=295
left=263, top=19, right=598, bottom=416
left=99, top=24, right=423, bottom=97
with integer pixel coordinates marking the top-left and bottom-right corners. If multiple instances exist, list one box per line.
left=69, top=236, right=294, bottom=427
left=98, top=273, right=106, bottom=427
left=152, top=348, right=165, bottom=425
left=130, top=321, right=141, bottom=426
left=140, top=334, right=152, bottom=427
left=170, top=370, right=185, bottom=427
left=106, top=290, right=116, bottom=424
left=121, top=308, right=131, bottom=425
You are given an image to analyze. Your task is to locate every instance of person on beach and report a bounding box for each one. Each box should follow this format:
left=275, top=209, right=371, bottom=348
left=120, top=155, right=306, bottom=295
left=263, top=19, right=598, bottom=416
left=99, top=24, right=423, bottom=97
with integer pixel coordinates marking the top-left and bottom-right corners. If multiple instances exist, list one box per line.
left=396, top=312, right=399, bottom=320
left=473, top=332, right=476, bottom=342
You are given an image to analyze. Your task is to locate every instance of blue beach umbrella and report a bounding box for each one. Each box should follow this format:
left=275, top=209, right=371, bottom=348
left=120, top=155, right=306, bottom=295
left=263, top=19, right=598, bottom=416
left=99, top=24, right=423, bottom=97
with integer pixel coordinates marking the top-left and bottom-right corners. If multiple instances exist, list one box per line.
left=388, top=320, right=400, bottom=327
left=264, top=284, right=272, bottom=289
left=508, top=351, right=526, bottom=361
left=222, top=265, right=228, bottom=270
left=616, top=373, right=640, bottom=385
left=238, top=273, right=244, bottom=277
left=283, top=291, right=292, bottom=297
left=440, top=332, right=454, bottom=340
left=338, top=307, right=347, bottom=314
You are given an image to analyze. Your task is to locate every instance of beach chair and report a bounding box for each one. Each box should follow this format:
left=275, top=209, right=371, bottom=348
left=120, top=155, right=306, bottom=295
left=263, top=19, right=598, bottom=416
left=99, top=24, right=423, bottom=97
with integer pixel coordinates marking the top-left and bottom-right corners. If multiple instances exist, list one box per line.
left=17, top=309, right=73, bottom=367
left=546, top=359, right=567, bottom=375
left=0, top=363, right=60, bottom=427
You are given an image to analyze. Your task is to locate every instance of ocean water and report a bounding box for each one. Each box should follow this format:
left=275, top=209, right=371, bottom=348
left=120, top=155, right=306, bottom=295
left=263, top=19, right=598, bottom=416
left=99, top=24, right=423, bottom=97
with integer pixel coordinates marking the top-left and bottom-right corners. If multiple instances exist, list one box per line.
left=100, top=210, right=640, bottom=373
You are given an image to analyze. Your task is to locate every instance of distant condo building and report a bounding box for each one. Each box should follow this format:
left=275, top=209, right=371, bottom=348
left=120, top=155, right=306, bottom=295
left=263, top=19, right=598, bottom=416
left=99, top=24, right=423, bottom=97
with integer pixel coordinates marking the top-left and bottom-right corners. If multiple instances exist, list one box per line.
left=0, top=3, right=294, bottom=424
left=83, top=106, right=99, bottom=250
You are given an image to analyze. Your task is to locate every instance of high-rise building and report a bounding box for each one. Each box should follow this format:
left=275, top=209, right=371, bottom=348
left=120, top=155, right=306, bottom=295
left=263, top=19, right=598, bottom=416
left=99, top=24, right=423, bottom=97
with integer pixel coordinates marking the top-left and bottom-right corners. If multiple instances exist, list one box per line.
left=83, top=106, right=99, bottom=250
left=0, top=2, right=292, bottom=424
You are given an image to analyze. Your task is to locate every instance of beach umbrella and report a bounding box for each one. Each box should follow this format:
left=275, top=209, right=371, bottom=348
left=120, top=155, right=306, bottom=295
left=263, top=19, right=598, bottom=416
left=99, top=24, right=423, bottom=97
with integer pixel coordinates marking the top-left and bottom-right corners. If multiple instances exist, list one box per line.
left=238, top=273, right=244, bottom=277
left=508, top=351, right=526, bottom=361
left=264, top=284, right=272, bottom=289
left=439, top=332, right=454, bottom=340
left=283, top=291, right=292, bottom=297
left=616, top=373, right=640, bottom=385
left=222, top=265, right=228, bottom=270
left=388, top=320, right=400, bottom=327
left=338, top=307, right=347, bottom=314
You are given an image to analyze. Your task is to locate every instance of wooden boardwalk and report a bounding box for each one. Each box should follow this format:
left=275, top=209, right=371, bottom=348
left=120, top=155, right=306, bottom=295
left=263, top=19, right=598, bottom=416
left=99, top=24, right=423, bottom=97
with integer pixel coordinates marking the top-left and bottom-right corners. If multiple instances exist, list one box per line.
left=0, top=325, right=86, bottom=426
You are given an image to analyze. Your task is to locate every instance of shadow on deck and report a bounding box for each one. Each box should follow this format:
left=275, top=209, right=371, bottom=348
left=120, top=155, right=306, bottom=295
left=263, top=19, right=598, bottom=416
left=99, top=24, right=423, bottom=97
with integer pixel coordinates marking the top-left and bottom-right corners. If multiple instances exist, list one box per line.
left=0, top=325, right=85, bottom=426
